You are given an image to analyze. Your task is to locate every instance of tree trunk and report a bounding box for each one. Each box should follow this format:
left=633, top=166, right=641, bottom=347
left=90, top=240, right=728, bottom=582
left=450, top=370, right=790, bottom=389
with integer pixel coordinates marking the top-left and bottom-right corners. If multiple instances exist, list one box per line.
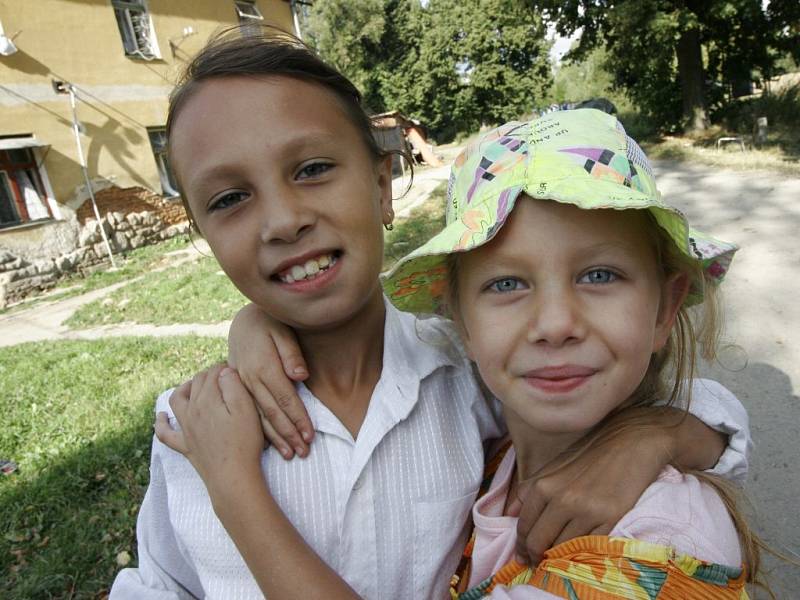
left=676, top=26, right=708, bottom=133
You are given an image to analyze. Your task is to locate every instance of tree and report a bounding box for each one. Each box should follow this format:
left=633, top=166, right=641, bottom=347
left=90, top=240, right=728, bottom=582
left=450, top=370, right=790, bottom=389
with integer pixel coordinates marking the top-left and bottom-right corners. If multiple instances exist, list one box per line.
left=304, top=0, right=552, bottom=141
left=526, top=0, right=779, bottom=133
left=303, top=0, right=388, bottom=111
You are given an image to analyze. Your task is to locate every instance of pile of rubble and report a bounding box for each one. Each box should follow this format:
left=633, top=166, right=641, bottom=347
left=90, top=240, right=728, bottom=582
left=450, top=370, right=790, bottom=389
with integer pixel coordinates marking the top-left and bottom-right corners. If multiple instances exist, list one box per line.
left=0, top=210, right=189, bottom=308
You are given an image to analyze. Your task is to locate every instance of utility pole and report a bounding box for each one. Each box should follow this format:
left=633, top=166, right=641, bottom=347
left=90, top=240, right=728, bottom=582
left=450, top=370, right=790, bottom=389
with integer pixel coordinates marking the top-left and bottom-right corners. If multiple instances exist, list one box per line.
left=53, top=80, right=117, bottom=269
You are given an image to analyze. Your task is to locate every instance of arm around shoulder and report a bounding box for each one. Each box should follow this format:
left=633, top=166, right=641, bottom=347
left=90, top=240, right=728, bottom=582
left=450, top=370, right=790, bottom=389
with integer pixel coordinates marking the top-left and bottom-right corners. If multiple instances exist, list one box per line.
left=685, top=378, right=751, bottom=482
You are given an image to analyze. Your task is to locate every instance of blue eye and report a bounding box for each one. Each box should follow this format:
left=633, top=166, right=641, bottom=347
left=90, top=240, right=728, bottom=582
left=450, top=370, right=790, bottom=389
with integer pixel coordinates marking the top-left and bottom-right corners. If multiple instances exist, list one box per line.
left=579, top=269, right=617, bottom=284
left=297, top=162, right=333, bottom=180
left=209, top=191, right=249, bottom=212
left=488, top=277, right=523, bottom=293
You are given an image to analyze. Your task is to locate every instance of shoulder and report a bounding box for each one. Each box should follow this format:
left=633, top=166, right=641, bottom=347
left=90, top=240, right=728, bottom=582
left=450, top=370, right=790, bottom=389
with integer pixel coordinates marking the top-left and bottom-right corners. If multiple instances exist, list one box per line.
left=611, top=466, right=742, bottom=566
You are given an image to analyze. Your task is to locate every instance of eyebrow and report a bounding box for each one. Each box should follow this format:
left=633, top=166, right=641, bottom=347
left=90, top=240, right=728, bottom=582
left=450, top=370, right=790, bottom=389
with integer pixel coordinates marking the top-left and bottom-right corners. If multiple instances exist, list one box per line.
left=186, top=131, right=342, bottom=192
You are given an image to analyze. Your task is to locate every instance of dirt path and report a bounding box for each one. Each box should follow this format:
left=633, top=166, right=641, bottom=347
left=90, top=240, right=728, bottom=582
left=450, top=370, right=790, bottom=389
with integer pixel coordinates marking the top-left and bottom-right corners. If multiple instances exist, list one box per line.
left=654, top=160, right=800, bottom=592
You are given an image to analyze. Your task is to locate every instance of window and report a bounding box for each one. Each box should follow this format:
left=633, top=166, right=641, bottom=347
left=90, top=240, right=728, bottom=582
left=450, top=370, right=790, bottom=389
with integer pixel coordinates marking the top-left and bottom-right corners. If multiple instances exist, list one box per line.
left=235, top=1, right=264, bottom=22
left=112, top=0, right=160, bottom=59
left=0, top=140, right=53, bottom=229
left=147, top=128, right=179, bottom=197
left=235, top=1, right=263, bottom=35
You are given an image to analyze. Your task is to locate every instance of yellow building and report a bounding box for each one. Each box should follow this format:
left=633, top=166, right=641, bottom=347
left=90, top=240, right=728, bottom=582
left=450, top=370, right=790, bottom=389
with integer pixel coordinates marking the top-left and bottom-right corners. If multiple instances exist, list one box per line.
left=0, top=0, right=297, bottom=302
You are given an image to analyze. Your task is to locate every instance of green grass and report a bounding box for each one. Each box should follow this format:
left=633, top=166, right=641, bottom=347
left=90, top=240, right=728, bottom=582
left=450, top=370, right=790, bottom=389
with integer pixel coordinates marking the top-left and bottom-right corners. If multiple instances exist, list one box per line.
left=0, top=236, right=193, bottom=317
left=383, top=181, right=447, bottom=271
left=65, top=255, right=247, bottom=329
left=0, top=336, right=227, bottom=599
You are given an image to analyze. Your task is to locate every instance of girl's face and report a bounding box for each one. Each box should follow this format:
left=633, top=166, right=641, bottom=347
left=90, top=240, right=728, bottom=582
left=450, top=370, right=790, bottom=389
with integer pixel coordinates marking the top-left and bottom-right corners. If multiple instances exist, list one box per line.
left=456, top=197, right=686, bottom=436
left=170, top=75, right=392, bottom=331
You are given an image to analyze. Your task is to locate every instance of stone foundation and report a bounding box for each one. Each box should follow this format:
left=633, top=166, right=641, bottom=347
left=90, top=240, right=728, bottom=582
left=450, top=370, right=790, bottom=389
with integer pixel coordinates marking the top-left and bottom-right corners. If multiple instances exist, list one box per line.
left=0, top=187, right=191, bottom=308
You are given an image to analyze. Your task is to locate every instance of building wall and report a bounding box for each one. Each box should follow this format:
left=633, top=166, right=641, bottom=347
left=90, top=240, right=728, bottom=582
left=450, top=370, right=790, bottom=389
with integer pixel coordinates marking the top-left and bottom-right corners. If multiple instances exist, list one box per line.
left=0, top=0, right=293, bottom=239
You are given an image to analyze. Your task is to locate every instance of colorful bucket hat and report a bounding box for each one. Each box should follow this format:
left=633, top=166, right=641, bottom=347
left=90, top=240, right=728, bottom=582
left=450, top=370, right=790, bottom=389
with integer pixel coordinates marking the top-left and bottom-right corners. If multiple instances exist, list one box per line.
left=383, top=108, right=737, bottom=314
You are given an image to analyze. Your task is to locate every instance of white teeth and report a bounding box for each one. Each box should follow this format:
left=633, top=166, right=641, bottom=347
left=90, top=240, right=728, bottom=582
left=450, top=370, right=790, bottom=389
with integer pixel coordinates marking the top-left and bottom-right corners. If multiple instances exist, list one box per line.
left=279, top=253, right=336, bottom=283
left=290, top=265, right=306, bottom=280
left=304, top=259, right=320, bottom=275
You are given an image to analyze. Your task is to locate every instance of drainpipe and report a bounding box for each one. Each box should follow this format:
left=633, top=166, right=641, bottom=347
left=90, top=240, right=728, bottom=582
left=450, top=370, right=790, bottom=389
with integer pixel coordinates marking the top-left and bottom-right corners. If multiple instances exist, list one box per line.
left=290, top=0, right=302, bottom=39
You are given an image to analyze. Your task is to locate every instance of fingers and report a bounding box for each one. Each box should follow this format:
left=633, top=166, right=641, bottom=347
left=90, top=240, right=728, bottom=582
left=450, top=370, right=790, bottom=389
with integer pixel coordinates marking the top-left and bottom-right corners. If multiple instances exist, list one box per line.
left=252, top=380, right=309, bottom=458
left=513, top=479, right=548, bottom=562
left=255, top=404, right=294, bottom=459
left=272, top=327, right=309, bottom=382
left=155, top=411, right=189, bottom=455
left=217, top=368, right=257, bottom=420
left=518, top=501, right=569, bottom=566
left=169, top=379, right=193, bottom=424
left=550, top=519, right=592, bottom=549
left=266, top=333, right=315, bottom=446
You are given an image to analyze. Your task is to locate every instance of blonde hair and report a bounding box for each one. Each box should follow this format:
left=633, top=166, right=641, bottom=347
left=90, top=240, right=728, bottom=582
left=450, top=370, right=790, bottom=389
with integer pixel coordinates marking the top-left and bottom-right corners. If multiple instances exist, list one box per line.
left=445, top=208, right=781, bottom=596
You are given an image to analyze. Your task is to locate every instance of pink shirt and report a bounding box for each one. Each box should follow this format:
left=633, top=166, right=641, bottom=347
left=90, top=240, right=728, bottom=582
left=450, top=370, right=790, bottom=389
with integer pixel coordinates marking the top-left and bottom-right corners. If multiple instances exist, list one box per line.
left=468, top=447, right=743, bottom=599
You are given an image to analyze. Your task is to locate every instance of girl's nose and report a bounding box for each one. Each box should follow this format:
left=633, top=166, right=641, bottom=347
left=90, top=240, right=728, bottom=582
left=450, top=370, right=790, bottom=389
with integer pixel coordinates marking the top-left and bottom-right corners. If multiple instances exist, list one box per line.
left=526, top=287, right=586, bottom=347
left=259, top=191, right=314, bottom=244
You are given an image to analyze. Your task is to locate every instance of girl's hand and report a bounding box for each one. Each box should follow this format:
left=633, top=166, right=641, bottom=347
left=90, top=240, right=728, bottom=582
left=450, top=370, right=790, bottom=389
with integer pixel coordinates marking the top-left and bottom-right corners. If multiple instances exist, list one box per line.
left=508, top=408, right=713, bottom=566
left=155, top=365, right=265, bottom=501
left=228, top=303, right=314, bottom=459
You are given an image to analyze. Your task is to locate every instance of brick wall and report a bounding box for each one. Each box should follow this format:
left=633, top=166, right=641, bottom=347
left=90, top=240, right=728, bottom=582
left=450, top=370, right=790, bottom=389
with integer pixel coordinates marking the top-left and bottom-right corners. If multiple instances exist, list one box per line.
left=76, top=186, right=187, bottom=227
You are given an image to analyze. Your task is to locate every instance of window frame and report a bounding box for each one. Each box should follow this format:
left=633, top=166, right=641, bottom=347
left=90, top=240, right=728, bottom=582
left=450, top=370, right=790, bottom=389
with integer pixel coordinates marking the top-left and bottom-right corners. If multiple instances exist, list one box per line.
left=0, top=146, right=55, bottom=230
left=235, top=1, right=264, bottom=22
left=111, top=0, right=161, bottom=60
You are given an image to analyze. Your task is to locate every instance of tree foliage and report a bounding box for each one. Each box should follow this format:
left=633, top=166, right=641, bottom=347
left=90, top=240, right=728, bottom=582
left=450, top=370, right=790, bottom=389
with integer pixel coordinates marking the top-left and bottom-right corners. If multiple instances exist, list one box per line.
left=524, top=0, right=787, bottom=132
left=303, top=0, right=552, bottom=141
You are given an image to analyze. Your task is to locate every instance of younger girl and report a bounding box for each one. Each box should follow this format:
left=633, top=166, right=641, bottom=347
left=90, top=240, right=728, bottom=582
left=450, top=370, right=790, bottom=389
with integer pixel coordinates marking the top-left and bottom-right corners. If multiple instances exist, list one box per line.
left=116, top=29, right=751, bottom=600
left=383, top=109, right=753, bottom=597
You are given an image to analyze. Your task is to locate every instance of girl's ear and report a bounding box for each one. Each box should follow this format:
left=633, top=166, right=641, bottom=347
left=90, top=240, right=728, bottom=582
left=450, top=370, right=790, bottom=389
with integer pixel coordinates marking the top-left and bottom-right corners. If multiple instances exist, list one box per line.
left=653, top=272, right=691, bottom=352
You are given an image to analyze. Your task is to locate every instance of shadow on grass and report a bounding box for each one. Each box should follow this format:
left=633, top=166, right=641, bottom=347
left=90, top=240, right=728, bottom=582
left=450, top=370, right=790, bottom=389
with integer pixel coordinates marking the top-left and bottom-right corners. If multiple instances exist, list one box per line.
left=1, top=420, right=152, bottom=599
left=0, top=336, right=227, bottom=599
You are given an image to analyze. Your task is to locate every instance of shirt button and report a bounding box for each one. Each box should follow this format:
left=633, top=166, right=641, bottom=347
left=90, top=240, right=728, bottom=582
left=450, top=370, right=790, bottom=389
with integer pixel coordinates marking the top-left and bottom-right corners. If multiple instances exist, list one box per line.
left=353, top=474, right=365, bottom=490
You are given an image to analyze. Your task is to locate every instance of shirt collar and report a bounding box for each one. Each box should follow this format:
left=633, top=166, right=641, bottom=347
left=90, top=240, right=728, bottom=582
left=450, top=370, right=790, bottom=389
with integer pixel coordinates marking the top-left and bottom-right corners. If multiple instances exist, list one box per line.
left=300, top=296, right=465, bottom=438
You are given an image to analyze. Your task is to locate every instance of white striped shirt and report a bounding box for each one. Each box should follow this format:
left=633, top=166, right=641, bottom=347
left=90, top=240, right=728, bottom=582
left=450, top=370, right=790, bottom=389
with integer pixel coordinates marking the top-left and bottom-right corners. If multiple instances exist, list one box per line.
left=111, top=300, right=750, bottom=599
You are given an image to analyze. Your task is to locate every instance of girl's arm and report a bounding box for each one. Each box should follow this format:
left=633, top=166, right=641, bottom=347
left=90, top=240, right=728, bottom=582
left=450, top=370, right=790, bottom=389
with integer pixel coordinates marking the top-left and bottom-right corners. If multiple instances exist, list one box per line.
left=510, top=402, right=734, bottom=565
left=156, top=366, right=360, bottom=600
left=228, top=303, right=314, bottom=459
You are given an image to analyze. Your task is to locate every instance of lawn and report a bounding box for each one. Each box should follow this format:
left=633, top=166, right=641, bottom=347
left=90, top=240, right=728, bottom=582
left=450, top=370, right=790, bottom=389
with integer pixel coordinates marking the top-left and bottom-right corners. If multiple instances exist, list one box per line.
left=65, top=254, right=247, bottom=328
left=0, top=336, right=226, bottom=599
left=0, top=236, right=193, bottom=317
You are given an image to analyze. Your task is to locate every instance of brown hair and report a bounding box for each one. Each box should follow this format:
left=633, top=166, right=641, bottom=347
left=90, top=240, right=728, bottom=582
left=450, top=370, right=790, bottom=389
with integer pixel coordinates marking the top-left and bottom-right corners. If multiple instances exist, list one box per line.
left=446, top=206, right=782, bottom=595
left=166, top=25, right=407, bottom=230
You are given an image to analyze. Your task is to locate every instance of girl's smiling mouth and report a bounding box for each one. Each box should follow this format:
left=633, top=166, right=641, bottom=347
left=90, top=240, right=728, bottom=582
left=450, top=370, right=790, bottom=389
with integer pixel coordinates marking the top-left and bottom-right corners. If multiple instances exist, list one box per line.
left=273, top=251, right=342, bottom=287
